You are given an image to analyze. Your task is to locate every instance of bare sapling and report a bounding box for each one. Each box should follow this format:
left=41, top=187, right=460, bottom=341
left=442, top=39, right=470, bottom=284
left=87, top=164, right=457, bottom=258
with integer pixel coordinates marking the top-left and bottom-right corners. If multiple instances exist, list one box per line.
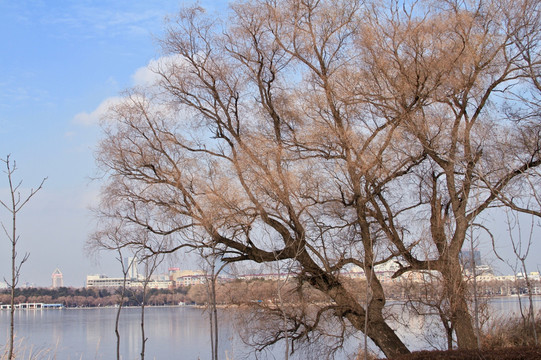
left=137, top=243, right=165, bottom=360
left=0, top=155, right=46, bottom=360
left=506, top=211, right=538, bottom=345
left=200, top=243, right=228, bottom=360
left=88, top=223, right=139, bottom=360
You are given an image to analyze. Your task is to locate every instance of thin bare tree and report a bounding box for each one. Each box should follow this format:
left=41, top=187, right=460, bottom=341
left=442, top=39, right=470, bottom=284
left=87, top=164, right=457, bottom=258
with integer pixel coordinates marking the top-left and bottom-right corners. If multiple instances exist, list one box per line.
left=136, top=248, right=165, bottom=360
left=199, top=244, right=228, bottom=360
left=88, top=224, right=141, bottom=360
left=505, top=210, right=538, bottom=345
left=467, top=229, right=481, bottom=350
left=0, top=155, right=46, bottom=360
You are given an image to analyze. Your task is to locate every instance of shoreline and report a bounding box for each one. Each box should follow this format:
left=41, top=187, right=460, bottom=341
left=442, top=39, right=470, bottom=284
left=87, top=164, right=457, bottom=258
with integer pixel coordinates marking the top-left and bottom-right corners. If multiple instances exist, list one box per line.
left=3, top=294, right=540, bottom=311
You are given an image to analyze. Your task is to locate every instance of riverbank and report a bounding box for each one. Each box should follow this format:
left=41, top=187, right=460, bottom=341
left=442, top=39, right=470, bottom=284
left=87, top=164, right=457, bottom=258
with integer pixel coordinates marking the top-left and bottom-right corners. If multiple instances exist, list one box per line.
left=3, top=281, right=541, bottom=309
left=385, top=346, right=541, bottom=360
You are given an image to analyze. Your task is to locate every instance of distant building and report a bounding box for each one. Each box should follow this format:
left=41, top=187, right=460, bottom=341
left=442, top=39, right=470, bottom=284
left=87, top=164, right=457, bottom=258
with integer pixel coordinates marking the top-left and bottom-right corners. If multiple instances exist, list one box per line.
left=85, top=274, right=172, bottom=290
left=168, top=268, right=208, bottom=287
left=517, top=271, right=541, bottom=281
left=127, top=256, right=139, bottom=280
left=51, top=268, right=63, bottom=288
left=86, top=274, right=137, bottom=288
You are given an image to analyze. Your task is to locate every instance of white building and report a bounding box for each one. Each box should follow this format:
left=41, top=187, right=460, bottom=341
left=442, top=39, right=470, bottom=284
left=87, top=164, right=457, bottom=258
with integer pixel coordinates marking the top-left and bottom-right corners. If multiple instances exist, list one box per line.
left=168, top=269, right=208, bottom=287
left=85, top=274, right=173, bottom=289
left=86, top=274, right=140, bottom=288
left=517, top=271, right=541, bottom=281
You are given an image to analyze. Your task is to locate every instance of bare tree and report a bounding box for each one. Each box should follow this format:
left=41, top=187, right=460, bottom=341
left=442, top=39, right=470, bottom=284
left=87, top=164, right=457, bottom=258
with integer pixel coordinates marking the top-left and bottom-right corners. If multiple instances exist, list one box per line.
left=466, top=229, right=481, bottom=350
left=92, top=0, right=541, bottom=356
left=88, top=224, right=140, bottom=360
left=363, top=0, right=541, bottom=349
left=96, top=1, right=414, bottom=356
left=0, top=155, right=46, bottom=359
left=503, top=210, right=538, bottom=345
left=136, top=246, right=165, bottom=360
left=199, top=245, right=228, bottom=360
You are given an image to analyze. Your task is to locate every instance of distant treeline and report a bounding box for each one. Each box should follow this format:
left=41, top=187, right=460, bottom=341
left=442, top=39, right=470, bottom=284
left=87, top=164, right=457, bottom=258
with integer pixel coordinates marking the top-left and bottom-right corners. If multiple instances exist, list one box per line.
left=0, top=286, right=190, bottom=307
left=1, top=277, right=538, bottom=309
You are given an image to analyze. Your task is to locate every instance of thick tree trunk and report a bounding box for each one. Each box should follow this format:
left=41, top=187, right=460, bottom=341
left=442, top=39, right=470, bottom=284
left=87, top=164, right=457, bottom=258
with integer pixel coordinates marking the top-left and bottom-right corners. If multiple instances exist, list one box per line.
left=367, top=318, right=411, bottom=358
left=366, top=279, right=411, bottom=358
left=452, top=303, right=477, bottom=349
left=442, top=261, right=477, bottom=350
left=346, top=309, right=410, bottom=359
left=325, top=281, right=410, bottom=357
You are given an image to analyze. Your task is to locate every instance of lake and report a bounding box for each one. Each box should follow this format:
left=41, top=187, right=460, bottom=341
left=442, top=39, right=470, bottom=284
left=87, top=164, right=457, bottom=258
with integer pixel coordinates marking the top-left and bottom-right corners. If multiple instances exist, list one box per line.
left=1, top=306, right=248, bottom=360
left=1, top=297, right=540, bottom=359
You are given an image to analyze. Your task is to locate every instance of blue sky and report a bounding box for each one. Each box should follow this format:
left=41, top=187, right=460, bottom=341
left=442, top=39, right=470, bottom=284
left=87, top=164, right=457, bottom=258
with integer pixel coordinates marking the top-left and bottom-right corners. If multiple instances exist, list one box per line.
left=0, top=0, right=227, bottom=287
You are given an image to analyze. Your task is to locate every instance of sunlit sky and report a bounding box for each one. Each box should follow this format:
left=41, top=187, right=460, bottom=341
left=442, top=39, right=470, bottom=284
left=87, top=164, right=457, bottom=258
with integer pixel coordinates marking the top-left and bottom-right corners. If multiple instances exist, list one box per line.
left=0, top=1, right=227, bottom=287
left=0, top=1, right=539, bottom=288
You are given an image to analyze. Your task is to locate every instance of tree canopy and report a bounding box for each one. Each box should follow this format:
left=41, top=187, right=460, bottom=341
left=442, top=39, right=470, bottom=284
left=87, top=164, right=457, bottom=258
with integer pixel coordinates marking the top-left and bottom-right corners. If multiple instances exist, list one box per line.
left=93, top=0, right=541, bottom=357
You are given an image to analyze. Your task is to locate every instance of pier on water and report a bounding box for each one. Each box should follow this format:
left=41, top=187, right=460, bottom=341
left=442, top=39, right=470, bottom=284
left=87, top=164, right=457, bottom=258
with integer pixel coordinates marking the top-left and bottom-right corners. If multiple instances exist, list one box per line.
left=0, top=303, right=64, bottom=310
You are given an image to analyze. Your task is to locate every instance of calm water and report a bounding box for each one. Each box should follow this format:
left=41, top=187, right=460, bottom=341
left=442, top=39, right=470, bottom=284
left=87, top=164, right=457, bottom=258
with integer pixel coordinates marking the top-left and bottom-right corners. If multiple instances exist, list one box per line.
left=488, top=296, right=541, bottom=315
left=1, top=306, right=246, bottom=360
left=1, top=297, right=540, bottom=359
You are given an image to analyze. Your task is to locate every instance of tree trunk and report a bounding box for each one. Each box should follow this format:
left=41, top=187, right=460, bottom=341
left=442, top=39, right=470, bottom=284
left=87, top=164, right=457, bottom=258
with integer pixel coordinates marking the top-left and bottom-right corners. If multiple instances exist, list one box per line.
left=522, top=260, right=538, bottom=345
left=140, top=286, right=147, bottom=360
left=366, top=278, right=410, bottom=358
left=115, top=298, right=123, bottom=360
left=366, top=318, right=410, bottom=359
left=115, top=279, right=127, bottom=360
left=343, top=301, right=409, bottom=358
left=345, top=300, right=410, bottom=358
left=212, top=279, right=218, bottom=360
left=9, top=234, right=15, bottom=360
left=140, top=303, right=146, bottom=359
left=442, top=261, right=477, bottom=349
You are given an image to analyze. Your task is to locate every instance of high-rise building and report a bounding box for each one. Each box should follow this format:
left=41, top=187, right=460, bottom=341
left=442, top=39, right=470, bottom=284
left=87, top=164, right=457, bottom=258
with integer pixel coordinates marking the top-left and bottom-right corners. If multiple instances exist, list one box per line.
left=51, top=268, right=63, bottom=288
left=127, top=257, right=139, bottom=280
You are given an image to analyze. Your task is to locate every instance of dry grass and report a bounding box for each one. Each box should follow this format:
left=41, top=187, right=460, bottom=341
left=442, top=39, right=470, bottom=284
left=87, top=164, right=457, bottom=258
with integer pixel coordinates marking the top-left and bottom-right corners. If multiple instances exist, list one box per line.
left=1, top=337, right=59, bottom=360
left=387, top=347, right=541, bottom=360
left=380, top=313, right=541, bottom=359
left=481, top=312, right=541, bottom=349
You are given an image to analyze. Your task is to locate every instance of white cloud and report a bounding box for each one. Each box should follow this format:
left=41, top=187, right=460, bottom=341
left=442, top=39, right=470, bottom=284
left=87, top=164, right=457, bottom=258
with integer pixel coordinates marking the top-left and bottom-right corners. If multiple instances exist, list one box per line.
left=73, top=55, right=185, bottom=126
left=73, top=96, right=124, bottom=126
left=131, top=55, right=183, bottom=87
left=132, top=61, right=160, bottom=87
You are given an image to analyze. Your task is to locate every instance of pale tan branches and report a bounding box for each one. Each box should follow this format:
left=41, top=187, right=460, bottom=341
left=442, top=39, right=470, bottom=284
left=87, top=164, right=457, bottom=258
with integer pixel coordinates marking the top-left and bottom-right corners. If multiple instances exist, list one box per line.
left=235, top=283, right=356, bottom=360
left=93, top=0, right=541, bottom=357
left=358, top=0, right=541, bottom=349
left=95, top=1, right=416, bottom=357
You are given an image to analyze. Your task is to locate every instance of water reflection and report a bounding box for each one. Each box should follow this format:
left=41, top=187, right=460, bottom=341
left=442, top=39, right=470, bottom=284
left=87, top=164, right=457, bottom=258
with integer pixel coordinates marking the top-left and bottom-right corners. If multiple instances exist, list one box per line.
left=0, top=307, right=225, bottom=359
left=1, top=298, right=540, bottom=359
